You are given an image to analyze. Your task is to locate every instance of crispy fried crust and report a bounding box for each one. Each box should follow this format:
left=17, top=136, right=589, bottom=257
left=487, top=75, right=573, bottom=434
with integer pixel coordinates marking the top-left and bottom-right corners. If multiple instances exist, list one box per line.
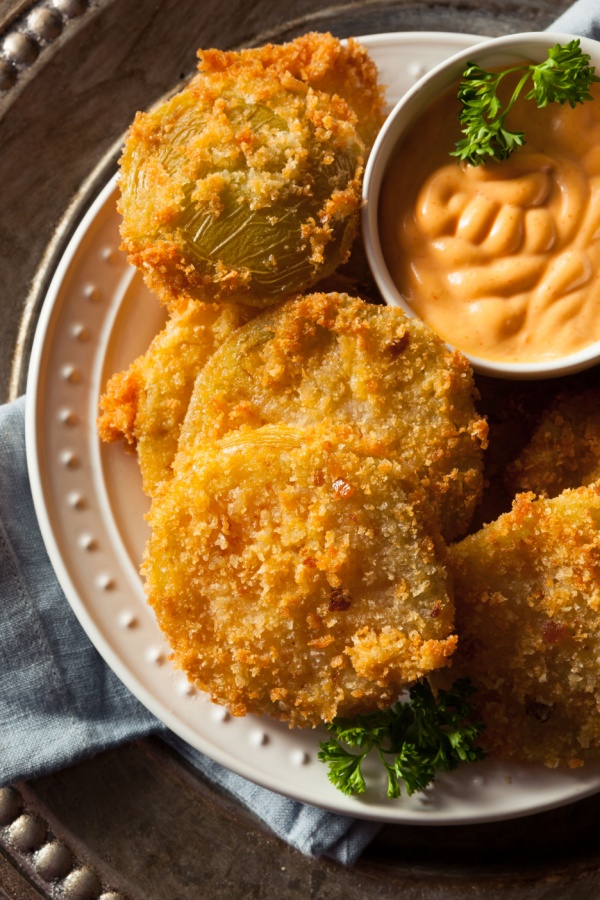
left=447, top=485, right=600, bottom=767
left=196, top=34, right=384, bottom=150
left=506, top=387, right=600, bottom=499
left=97, top=300, right=254, bottom=495
left=177, top=292, right=488, bottom=541
left=119, top=33, right=384, bottom=310
left=143, top=425, right=456, bottom=727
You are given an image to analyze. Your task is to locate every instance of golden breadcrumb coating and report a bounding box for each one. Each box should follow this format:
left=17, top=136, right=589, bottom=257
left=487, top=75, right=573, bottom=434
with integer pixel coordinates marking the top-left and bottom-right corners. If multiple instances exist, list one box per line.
left=447, top=484, right=600, bottom=767
left=97, top=300, right=254, bottom=495
left=143, top=425, right=456, bottom=727
left=506, top=387, right=600, bottom=499
left=196, top=34, right=384, bottom=150
left=468, top=375, right=559, bottom=529
left=119, top=33, right=384, bottom=311
left=177, top=292, right=488, bottom=541
left=97, top=228, right=376, bottom=497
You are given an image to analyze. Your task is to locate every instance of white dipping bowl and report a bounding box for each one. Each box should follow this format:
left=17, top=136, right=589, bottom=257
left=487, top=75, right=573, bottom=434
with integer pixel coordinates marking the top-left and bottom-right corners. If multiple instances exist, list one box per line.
left=362, top=32, right=600, bottom=379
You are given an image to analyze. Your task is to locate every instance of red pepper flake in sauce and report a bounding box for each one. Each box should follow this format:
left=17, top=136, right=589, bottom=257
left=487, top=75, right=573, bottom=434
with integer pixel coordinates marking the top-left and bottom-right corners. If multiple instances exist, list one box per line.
left=329, top=588, right=352, bottom=612
left=430, top=601, right=442, bottom=619
left=332, top=478, right=354, bottom=498
left=541, top=620, right=569, bottom=645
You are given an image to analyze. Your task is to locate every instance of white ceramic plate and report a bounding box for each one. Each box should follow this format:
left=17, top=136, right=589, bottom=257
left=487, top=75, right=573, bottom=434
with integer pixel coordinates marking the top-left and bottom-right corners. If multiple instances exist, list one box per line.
left=25, top=32, right=600, bottom=824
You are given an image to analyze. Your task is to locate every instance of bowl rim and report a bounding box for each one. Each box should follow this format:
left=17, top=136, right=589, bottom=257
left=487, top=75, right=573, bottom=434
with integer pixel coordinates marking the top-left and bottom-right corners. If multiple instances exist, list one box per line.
left=362, top=31, right=600, bottom=380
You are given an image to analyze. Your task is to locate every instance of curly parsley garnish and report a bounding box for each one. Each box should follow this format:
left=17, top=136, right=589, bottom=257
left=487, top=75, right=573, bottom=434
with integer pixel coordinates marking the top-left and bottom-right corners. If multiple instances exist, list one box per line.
left=451, top=40, right=600, bottom=166
left=318, top=678, right=485, bottom=799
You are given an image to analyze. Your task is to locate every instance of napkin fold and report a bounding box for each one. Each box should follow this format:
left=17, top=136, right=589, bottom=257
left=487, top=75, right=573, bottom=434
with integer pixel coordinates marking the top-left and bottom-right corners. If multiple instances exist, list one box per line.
left=0, top=396, right=379, bottom=864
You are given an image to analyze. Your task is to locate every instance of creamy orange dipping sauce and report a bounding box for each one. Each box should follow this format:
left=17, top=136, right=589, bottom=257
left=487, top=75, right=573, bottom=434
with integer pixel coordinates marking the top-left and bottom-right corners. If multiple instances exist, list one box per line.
left=379, top=81, right=600, bottom=362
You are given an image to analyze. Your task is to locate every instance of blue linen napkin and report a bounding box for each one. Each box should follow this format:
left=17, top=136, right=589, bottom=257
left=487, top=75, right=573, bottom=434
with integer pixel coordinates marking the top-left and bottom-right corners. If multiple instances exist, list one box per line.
left=0, top=1, right=595, bottom=866
left=550, top=0, right=600, bottom=38
left=0, top=396, right=380, bottom=864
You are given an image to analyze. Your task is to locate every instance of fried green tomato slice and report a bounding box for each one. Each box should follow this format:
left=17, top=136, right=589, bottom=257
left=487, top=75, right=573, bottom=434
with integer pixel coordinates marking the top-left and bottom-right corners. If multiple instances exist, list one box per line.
left=446, top=485, right=600, bottom=767
left=119, top=33, right=384, bottom=311
left=143, top=425, right=456, bottom=727
left=177, top=292, right=488, bottom=542
left=97, top=300, right=254, bottom=495
left=506, top=387, right=600, bottom=499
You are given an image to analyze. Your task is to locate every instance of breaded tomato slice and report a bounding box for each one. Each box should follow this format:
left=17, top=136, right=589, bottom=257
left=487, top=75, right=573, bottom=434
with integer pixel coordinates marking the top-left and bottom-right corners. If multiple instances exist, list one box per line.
left=177, top=292, right=487, bottom=541
left=506, top=387, right=600, bottom=499
left=447, top=484, right=600, bottom=767
left=143, top=425, right=456, bottom=727
left=97, top=300, right=254, bottom=495
left=119, top=34, right=384, bottom=311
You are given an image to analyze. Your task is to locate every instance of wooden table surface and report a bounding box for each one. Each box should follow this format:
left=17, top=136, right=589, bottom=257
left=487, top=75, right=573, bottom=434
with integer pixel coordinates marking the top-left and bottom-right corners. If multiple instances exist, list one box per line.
left=2, top=1, right=600, bottom=898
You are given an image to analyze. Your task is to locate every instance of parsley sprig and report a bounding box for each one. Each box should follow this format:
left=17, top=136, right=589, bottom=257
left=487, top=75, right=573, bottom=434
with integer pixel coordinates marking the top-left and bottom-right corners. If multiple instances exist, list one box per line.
left=318, top=678, right=485, bottom=799
left=451, top=40, right=600, bottom=166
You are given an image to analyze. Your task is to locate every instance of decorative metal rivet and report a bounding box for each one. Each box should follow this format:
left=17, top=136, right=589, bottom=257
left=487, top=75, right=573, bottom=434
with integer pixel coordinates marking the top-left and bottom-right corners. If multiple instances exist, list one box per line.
left=2, top=32, right=39, bottom=65
left=0, top=786, right=23, bottom=826
left=61, top=364, right=81, bottom=384
left=146, top=647, right=165, bottom=665
left=7, top=814, right=46, bottom=853
left=249, top=730, right=268, bottom=747
left=28, top=7, right=63, bottom=41
left=61, top=451, right=80, bottom=470
left=71, top=323, right=90, bottom=341
left=96, top=574, right=114, bottom=591
left=52, top=0, right=88, bottom=19
left=0, top=58, right=17, bottom=91
left=59, top=408, right=78, bottom=426
left=82, top=283, right=100, bottom=301
left=62, top=866, right=102, bottom=900
left=290, top=750, right=309, bottom=766
left=78, top=533, right=97, bottom=551
left=35, top=840, right=73, bottom=880
left=211, top=706, right=230, bottom=723
left=118, top=611, right=137, bottom=629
